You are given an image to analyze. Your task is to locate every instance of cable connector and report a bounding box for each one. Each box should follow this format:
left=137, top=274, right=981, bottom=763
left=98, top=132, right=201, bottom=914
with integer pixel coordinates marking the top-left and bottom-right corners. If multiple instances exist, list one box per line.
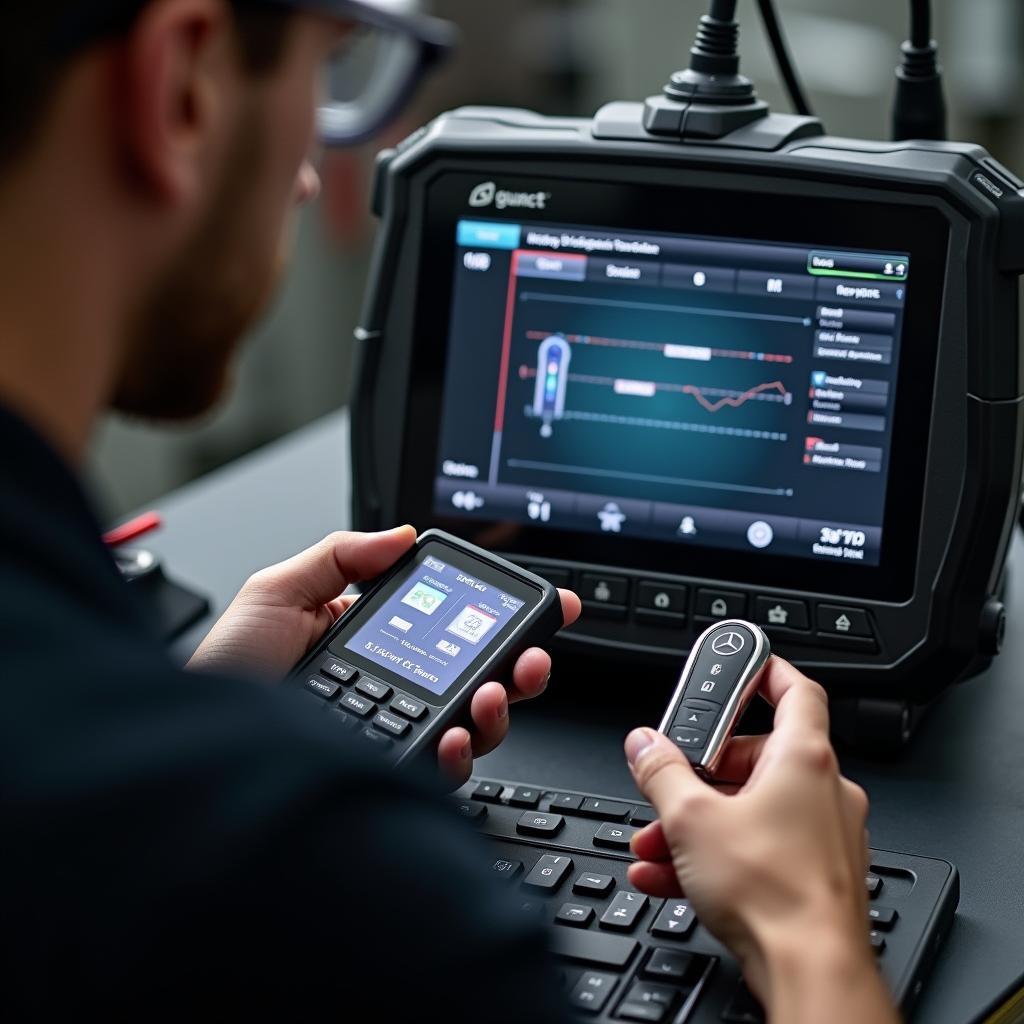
left=892, top=4, right=946, bottom=141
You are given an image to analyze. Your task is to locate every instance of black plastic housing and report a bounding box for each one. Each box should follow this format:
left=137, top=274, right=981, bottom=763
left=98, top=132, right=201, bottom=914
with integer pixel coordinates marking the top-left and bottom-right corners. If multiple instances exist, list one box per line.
left=290, top=529, right=563, bottom=766
left=350, top=104, right=1024, bottom=706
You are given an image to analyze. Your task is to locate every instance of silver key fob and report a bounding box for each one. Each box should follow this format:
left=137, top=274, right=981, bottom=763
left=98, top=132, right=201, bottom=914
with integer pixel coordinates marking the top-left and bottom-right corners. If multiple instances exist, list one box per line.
left=658, top=619, right=770, bottom=778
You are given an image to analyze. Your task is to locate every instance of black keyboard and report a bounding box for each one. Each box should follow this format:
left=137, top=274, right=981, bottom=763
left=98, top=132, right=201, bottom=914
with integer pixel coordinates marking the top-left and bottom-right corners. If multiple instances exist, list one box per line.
left=455, top=777, right=959, bottom=1022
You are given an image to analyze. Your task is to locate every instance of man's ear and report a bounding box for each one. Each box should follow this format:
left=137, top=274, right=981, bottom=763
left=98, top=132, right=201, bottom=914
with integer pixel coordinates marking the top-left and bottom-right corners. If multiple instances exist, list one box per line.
left=117, top=0, right=236, bottom=204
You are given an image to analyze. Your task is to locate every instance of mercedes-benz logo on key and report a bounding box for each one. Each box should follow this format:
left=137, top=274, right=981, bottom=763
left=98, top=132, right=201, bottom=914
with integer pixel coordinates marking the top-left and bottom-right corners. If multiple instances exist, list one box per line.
left=711, top=631, right=745, bottom=656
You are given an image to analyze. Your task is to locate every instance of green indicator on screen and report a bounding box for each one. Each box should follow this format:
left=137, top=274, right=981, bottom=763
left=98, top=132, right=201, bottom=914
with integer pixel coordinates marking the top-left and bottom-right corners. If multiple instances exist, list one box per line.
left=807, top=250, right=908, bottom=281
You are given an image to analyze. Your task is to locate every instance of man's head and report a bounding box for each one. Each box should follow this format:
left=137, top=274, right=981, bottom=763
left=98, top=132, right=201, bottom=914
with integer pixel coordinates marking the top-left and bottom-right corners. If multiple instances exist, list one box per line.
left=0, top=1, right=345, bottom=430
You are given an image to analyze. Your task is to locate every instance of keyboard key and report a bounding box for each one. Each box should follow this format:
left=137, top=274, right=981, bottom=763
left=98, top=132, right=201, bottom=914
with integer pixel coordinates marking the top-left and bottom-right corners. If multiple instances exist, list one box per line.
left=642, top=948, right=693, bottom=981
left=722, top=981, right=764, bottom=1023
left=569, top=971, right=618, bottom=1014
left=625, top=980, right=677, bottom=1009
left=454, top=801, right=486, bottom=822
left=488, top=858, right=523, bottom=883
left=617, top=1001, right=665, bottom=1022
left=339, top=691, right=375, bottom=717
left=651, top=901, right=696, bottom=939
left=630, top=806, right=658, bottom=827
left=550, top=929, right=639, bottom=969
left=356, top=677, right=392, bottom=701
left=579, top=797, right=633, bottom=821
left=509, top=787, right=541, bottom=808
left=865, top=873, right=883, bottom=898
left=594, top=822, right=639, bottom=851
left=869, top=930, right=886, bottom=954
left=600, top=891, right=648, bottom=931
left=574, top=873, right=615, bottom=897
left=523, top=854, right=574, bottom=891
left=473, top=781, right=504, bottom=802
left=556, top=903, right=595, bottom=927
left=549, top=792, right=583, bottom=812
left=372, top=710, right=410, bottom=738
left=517, top=811, right=564, bottom=837
left=391, top=694, right=427, bottom=720
left=319, top=658, right=357, bottom=684
left=304, top=676, right=340, bottom=700
left=867, top=906, right=898, bottom=930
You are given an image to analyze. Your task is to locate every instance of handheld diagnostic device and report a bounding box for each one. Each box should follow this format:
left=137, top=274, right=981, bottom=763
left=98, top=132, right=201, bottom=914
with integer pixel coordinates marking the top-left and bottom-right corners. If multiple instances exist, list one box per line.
left=348, top=1, right=1024, bottom=747
left=290, top=529, right=563, bottom=765
left=658, top=620, right=770, bottom=777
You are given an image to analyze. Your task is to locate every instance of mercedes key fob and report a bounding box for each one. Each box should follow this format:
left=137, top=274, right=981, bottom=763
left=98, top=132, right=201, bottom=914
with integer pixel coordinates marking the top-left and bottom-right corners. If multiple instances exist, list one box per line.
left=658, top=620, right=770, bottom=778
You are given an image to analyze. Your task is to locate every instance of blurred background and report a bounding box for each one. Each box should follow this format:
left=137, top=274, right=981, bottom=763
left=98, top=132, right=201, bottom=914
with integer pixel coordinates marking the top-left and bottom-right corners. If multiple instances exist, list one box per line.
left=87, top=0, right=1024, bottom=521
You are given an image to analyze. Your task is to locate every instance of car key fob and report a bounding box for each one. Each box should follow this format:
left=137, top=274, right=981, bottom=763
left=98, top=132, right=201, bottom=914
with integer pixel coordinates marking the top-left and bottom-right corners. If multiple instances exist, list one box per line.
left=657, top=619, right=770, bottom=778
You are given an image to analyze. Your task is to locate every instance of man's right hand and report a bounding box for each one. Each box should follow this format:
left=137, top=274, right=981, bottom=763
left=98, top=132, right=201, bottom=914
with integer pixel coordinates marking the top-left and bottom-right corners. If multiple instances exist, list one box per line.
left=623, top=657, right=899, bottom=1024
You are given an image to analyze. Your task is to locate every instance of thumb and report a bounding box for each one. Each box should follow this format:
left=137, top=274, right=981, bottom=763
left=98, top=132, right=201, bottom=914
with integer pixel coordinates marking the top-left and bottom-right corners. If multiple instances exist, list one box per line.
left=625, top=727, right=715, bottom=819
left=253, top=526, right=417, bottom=609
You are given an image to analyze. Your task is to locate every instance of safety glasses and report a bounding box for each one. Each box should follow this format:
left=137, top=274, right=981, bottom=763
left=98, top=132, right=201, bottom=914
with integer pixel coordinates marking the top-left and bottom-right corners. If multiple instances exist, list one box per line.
left=293, top=0, right=457, bottom=146
left=58, top=0, right=456, bottom=148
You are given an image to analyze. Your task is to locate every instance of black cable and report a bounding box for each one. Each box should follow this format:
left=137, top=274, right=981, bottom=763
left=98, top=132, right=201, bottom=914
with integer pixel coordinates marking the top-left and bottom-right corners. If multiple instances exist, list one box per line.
left=755, top=0, right=813, bottom=117
left=910, top=0, right=931, bottom=49
left=709, top=0, right=738, bottom=22
left=893, top=0, right=945, bottom=140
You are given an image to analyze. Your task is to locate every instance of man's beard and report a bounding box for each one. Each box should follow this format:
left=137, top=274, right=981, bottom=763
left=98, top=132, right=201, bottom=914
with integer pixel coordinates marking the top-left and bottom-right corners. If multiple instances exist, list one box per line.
left=112, top=117, right=286, bottom=421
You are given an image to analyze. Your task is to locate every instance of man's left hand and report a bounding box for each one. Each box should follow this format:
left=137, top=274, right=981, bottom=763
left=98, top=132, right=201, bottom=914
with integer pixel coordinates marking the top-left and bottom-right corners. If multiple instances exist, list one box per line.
left=188, top=526, right=581, bottom=785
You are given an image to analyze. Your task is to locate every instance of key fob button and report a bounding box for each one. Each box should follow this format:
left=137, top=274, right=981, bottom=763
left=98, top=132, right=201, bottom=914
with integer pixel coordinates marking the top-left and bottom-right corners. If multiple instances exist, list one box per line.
left=676, top=706, right=715, bottom=730
left=670, top=726, right=707, bottom=749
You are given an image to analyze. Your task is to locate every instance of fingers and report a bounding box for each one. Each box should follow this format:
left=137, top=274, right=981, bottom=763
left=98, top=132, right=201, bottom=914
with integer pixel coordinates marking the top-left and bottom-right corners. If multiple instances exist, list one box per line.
left=631, top=819, right=670, bottom=862
left=757, top=656, right=830, bottom=736
left=436, top=726, right=473, bottom=789
left=711, top=733, right=770, bottom=785
left=466, top=682, right=510, bottom=756
left=250, top=526, right=417, bottom=609
left=508, top=648, right=551, bottom=704
left=558, top=588, right=582, bottom=627
left=325, top=593, right=357, bottom=621
left=627, top=860, right=685, bottom=898
left=625, top=728, right=716, bottom=819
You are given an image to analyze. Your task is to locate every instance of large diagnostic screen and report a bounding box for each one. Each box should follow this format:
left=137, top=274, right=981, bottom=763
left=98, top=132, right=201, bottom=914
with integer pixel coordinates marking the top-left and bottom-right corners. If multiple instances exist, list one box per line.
left=433, top=218, right=911, bottom=569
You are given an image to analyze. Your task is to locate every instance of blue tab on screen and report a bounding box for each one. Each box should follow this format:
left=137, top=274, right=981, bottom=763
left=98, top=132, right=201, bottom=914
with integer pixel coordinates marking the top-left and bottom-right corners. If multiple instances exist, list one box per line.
left=457, top=220, right=522, bottom=250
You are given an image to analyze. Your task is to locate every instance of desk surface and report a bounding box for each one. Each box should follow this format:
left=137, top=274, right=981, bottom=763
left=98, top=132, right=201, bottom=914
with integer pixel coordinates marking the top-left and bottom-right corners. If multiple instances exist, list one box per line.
left=144, top=409, right=1024, bottom=1024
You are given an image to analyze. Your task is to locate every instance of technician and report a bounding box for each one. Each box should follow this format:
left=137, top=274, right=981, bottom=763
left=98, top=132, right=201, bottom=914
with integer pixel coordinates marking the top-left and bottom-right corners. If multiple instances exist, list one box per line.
left=0, top=1, right=892, bottom=1020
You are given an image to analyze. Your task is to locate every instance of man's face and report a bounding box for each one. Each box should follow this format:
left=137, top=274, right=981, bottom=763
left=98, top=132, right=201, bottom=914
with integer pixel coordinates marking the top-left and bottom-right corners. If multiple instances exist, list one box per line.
left=113, top=15, right=341, bottom=420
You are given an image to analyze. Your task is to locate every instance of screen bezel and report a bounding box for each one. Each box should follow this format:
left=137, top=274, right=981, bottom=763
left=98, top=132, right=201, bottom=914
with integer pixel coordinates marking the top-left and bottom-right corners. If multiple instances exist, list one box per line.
left=330, top=538, right=543, bottom=704
left=394, top=170, right=948, bottom=603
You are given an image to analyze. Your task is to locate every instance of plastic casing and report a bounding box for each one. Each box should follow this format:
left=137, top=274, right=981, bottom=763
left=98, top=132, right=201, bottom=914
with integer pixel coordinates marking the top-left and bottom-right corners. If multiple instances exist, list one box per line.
left=291, top=528, right=563, bottom=766
left=350, top=104, right=1024, bottom=704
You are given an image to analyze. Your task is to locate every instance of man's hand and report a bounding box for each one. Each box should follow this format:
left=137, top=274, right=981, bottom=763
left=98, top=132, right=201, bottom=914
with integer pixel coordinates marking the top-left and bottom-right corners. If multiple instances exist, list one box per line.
left=189, top=526, right=581, bottom=786
left=623, top=657, right=897, bottom=1024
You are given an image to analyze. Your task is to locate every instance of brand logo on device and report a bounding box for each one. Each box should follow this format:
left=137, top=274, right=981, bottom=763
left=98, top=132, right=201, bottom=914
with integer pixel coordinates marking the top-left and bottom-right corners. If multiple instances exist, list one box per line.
left=468, top=180, right=550, bottom=211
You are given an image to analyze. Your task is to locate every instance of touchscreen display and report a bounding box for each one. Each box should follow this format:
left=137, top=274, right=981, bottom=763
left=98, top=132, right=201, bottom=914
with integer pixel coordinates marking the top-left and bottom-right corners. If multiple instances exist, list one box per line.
left=433, top=218, right=911, bottom=568
left=343, top=551, right=528, bottom=696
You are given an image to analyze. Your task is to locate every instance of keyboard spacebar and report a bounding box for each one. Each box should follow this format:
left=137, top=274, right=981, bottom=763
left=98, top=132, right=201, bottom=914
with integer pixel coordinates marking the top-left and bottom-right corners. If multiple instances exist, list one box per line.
left=550, top=929, right=639, bottom=968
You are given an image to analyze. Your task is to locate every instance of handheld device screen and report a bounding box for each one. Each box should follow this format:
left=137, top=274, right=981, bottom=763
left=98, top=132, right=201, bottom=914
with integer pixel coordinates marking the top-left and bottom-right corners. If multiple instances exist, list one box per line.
left=434, top=217, right=910, bottom=569
left=340, top=545, right=534, bottom=698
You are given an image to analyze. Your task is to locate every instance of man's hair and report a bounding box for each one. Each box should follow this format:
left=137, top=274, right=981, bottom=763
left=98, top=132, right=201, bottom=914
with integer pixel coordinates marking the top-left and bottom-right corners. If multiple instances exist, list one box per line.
left=0, top=2, right=292, bottom=168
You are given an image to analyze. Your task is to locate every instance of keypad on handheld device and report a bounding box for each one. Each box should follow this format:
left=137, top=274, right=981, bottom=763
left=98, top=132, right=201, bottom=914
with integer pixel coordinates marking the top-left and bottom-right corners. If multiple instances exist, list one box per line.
left=299, top=655, right=432, bottom=759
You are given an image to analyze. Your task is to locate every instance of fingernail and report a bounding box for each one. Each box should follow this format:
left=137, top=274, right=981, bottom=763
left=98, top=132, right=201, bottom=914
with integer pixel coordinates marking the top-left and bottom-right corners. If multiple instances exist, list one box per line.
left=460, top=740, right=471, bottom=759
left=497, top=698, right=508, bottom=720
left=625, top=727, right=657, bottom=768
left=540, top=671, right=551, bottom=692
